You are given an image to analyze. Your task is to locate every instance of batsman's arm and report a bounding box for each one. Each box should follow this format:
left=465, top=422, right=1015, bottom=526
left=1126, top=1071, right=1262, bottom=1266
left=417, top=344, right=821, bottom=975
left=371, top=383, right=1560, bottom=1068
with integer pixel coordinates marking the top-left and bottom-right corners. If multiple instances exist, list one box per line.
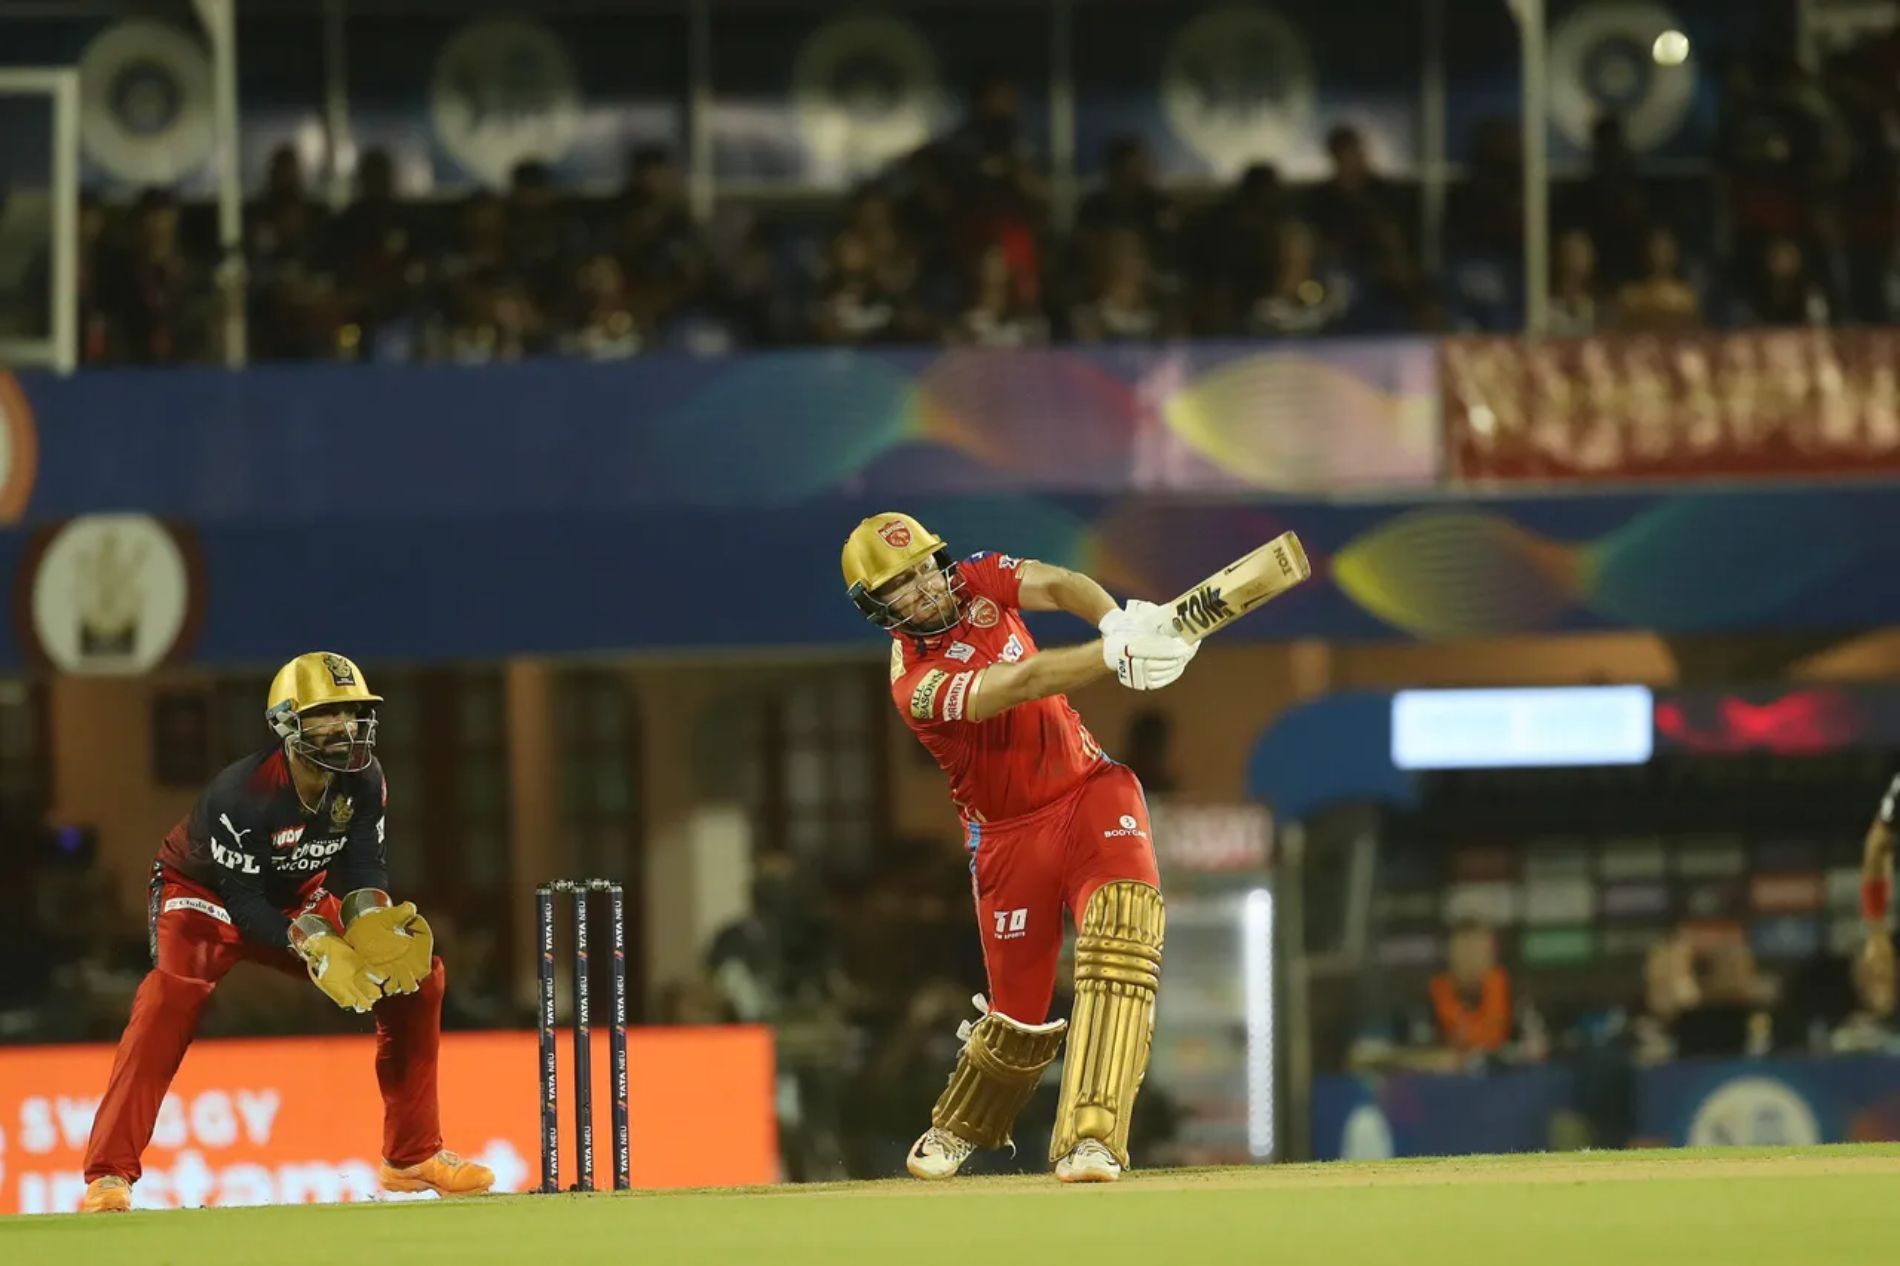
left=966, top=643, right=1111, bottom=723
left=1015, top=561, right=1117, bottom=626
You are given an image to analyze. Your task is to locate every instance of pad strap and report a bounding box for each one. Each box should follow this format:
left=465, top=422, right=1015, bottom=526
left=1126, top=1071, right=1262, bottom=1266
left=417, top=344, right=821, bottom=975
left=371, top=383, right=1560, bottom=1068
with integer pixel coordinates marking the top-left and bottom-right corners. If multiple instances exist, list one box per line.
left=1050, top=880, right=1165, bottom=1167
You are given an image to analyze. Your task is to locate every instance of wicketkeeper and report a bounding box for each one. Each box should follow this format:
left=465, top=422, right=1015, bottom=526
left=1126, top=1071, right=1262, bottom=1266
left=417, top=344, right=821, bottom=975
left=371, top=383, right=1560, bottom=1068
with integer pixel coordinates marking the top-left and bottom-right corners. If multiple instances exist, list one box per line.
left=79, top=652, right=493, bottom=1212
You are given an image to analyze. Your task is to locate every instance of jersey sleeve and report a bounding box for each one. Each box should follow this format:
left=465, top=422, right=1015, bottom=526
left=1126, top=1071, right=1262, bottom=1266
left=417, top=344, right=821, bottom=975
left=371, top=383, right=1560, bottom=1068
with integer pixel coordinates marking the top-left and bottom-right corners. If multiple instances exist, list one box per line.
left=893, top=661, right=981, bottom=727
left=202, top=791, right=292, bottom=948
left=329, top=760, right=393, bottom=897
left=959, top=551, right=1026, bottom=609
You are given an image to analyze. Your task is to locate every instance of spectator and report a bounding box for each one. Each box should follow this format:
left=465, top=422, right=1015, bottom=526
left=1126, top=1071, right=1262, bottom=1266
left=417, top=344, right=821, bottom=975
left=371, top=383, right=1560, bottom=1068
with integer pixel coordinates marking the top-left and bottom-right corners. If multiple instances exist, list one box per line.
left=506, top=159, right=585, bottom=313
left=326, top=148, right=423, bottom=360
left=560, top=253, right=644, bottom=360
left=1731, top=235, right=1831, bottom=326
left=1446, top=117, right=1526, bottom=331
left=1630, top=929, right=1701, bottom=1064
left=1826, top=42, right=1900, bottom=324
left=247, top=145, right=335, bottom=360
left=1307, top=124, right=1409, bottom=288
left=1123, top=710, right=1178, bottom=797
left=1245, top=220, right=1353, bottom=337
left=1069, top=228, right=1171, bottom=341
left=1614, top=225, right=1703, bottom=332
left=1672, top=938, right=1776, bottom=1058
left=840, top=185, right=921, bottom=308
left=948, top=243, right=1048, bottom=347
left=95, top=188, right=209, bottom=363
left=1547, top=229, right=1602, bottom=337
left=1077, top=136, right=1179, bottom=284
left=811, top=228, right=928, bottom=345
left=1715, top=45, right=1838, bottom=289
left=1188, top=161, right=1288, bottom=331
left=1568, top=114, right=1653, bottom=288
left=713, top=219, right=792, bottom=347
left=1427, top=919, right=1528, bottom=1060
left=612, top=144, right=710, bottom=331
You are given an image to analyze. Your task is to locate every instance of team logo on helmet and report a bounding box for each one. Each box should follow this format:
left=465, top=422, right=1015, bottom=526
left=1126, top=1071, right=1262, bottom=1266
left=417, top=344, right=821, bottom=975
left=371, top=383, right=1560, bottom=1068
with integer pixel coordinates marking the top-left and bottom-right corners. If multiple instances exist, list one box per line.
left=878, top=519, right=912, bottom=549
left=330, top=795, right=355, bottom=829
left=968, top=598, right=1000, bottom=629
left=322, top=653, right=356, bottom=686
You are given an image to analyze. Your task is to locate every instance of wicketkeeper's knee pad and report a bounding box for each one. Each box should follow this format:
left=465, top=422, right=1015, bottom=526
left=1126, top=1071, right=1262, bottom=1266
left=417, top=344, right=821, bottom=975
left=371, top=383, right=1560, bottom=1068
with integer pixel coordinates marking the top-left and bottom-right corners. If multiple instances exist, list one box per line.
left=930, top=1001, right=1067, bottom=1149
left=1049, top=880, right=1164, bottom=1167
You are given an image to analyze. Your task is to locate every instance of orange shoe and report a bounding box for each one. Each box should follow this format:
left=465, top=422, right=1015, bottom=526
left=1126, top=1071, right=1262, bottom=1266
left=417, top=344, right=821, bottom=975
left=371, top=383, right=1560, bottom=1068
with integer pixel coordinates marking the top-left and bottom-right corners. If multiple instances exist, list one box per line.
left=80, top=1175, right=133, bottom=1213
left=378, top=1149, right=495, bottom=1197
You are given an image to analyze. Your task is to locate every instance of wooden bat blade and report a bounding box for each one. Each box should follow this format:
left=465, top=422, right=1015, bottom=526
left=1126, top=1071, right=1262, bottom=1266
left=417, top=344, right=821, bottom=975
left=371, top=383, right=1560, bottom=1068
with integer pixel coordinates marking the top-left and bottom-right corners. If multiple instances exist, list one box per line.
left=1167, top=532, right=1311, bottom=642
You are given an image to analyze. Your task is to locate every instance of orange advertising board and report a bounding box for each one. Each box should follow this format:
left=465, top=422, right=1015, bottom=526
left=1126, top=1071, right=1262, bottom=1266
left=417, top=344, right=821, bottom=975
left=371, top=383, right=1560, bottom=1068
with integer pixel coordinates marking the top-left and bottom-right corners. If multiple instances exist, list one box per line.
left=0, top=1027, right=777, bottom=1214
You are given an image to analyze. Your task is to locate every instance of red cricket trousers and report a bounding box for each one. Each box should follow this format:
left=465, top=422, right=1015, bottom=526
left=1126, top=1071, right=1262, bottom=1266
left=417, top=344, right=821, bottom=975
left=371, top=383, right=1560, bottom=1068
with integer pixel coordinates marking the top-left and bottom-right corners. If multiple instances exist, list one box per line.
left=83, top=867, right=446, bottom=1183
left=966, top=761, right=1161, bottom=1025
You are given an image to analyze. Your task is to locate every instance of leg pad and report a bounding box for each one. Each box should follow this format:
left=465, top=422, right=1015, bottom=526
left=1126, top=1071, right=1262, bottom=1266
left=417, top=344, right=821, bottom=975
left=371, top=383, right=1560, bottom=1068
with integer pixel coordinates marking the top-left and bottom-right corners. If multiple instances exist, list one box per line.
left=1049, top=881, right=1164, bottom=1167
left=930, top=1004, right=1068, bottom=1149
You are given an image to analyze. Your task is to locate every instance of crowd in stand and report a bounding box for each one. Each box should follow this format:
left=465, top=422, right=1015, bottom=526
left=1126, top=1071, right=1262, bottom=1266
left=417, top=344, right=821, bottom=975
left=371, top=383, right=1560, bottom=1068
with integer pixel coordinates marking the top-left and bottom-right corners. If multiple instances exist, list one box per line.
left=57, top=32, right=1899, bottom=369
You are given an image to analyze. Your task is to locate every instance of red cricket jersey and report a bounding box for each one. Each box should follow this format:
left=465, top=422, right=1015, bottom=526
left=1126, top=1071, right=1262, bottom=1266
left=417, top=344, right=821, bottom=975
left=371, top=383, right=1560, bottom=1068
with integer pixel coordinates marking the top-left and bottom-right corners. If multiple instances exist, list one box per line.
left=890, top=552, right=1105, bottom=824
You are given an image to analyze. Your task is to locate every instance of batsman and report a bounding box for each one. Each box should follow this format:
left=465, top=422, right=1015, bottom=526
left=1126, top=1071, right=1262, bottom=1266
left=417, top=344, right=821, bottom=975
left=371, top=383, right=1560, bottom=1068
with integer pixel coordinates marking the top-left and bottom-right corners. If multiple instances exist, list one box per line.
left=843, top=512, right=1198, bottom=1183
left=78, top=652, right=494, bottom=1212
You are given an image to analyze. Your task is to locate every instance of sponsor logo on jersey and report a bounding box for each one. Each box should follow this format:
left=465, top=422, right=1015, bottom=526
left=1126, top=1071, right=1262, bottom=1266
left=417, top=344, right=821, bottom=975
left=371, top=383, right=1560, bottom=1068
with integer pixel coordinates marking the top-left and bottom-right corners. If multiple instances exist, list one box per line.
left=946, top=641, right=976, bottom=662
left=280, top=835, right=348, bottom=874
left=878, top=518, right=912, bottom=549
left=910, top=668, right=949, bottom=719
left=943, top=670, right=975, bottom=721
left=992, top=907, right=1029, bottom=940
left=1104, top=813, right=1148, bottom=839
left=967, top=597, right=1000, bottom=629
left=210, top=838, right=261, bottom=874
left=272, top=826, right=305, bottom=850
left=1000, top=634, right=1025, bottom=663
left=329, top=795, right=355, bottom=829
left=163, top=896, right=232, bottom=924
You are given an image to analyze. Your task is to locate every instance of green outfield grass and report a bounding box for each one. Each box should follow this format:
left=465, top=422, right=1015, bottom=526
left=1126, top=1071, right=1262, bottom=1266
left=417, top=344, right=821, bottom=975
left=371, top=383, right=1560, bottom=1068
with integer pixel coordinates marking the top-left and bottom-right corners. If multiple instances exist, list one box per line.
left=7, top=1146, right=1900, bottom=1266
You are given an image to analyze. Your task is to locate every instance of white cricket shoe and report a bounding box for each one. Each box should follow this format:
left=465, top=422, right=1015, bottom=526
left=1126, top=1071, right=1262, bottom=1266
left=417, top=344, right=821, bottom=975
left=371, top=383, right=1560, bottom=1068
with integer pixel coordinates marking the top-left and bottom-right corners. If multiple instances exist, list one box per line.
left=1055, top=1139, right=1122, bottom=1184
left=906, top=1127, right=978, bottom=1180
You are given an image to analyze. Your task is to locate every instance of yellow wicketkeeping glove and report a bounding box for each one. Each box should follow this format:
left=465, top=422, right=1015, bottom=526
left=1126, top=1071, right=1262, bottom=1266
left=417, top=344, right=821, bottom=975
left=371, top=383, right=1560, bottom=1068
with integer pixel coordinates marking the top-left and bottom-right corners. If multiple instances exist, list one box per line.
left=341, top=890, right=433, bottom=995
left=290, top=916, right=386, bottom=1013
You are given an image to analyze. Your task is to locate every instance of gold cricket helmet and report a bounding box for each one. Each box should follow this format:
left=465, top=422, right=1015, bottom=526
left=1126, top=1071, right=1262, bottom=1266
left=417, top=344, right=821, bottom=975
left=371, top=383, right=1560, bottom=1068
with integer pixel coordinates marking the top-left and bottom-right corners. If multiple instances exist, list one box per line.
left=841, top=512, right=964, bottom=635
left=266, top=652, right=383, bottom=773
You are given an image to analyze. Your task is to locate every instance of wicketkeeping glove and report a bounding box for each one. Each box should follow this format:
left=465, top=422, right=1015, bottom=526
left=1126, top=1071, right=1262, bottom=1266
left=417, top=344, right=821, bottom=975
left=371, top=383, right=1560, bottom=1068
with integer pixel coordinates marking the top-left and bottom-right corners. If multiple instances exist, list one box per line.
left=290, top=915, right=386, bottom=1013
left=340, top=890, right=433, bottom=995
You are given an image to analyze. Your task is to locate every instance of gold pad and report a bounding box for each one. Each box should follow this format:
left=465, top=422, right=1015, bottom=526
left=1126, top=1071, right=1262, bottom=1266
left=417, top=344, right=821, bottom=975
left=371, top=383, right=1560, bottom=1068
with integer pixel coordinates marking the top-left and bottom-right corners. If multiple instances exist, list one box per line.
left=1049, top=881, right=1164, bottom=1167
left=930, top=1007, right=1068, bottom=1149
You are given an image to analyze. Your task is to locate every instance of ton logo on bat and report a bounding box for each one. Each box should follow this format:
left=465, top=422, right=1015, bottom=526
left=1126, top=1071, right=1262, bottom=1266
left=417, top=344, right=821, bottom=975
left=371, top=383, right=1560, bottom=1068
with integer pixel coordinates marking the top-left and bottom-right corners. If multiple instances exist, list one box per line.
left=1175, top=585, right=1232, bottom=635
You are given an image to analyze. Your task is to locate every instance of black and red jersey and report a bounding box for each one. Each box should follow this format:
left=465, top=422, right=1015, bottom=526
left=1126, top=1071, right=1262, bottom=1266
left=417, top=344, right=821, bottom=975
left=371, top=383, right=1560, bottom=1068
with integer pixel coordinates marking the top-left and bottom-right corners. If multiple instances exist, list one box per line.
left=156, top=745, right=390, bottom=947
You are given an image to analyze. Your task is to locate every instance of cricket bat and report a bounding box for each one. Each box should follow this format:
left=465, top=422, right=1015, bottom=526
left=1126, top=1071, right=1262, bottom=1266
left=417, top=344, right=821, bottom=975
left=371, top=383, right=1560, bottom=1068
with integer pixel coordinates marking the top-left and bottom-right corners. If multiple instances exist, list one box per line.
left=1167, top=532, right=1311, bottom=642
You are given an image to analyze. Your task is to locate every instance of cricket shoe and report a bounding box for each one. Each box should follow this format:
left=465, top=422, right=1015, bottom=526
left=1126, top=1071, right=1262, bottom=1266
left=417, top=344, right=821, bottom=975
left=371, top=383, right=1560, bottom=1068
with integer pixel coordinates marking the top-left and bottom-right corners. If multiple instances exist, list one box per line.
left=80, top=1175, right=133, bottom=1213
left=379, top=1149, right=496, bottom=1197
left=1055, top=1140, right=1122, bottom=1184
left=906, top=1127, right=978, bottom=1180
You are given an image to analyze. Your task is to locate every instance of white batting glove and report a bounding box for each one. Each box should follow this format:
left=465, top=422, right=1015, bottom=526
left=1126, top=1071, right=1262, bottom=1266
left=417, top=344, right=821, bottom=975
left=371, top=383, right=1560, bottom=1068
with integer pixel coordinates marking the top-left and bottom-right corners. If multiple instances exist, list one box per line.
left=1099, top=608, right=1197, bottom=691
left=1120, top=598, right=1178, bottom=638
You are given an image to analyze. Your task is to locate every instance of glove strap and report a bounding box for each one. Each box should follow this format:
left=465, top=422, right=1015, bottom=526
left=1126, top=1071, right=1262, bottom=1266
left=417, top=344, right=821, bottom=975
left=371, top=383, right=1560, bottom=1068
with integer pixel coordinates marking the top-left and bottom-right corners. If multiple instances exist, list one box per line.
left=340, top=887, right=394, bottom=929
left=1864, top=877, right=1892, bottom=925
